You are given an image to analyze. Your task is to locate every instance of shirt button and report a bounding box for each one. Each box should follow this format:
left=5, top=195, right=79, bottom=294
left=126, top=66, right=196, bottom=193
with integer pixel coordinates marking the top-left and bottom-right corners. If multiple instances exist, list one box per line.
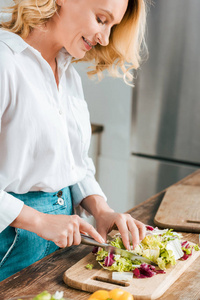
left=59, top=109, right=62, bottom=115
left=57, top=198, right=64, bottom=206
left=72, top=165, right=75, bottom=170
left=57, top=190, right=63, bottom=197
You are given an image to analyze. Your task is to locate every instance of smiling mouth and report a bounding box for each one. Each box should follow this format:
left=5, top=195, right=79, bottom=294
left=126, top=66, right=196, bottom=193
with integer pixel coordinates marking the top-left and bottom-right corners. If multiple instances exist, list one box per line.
left=82, top=37, right=94, bottom=48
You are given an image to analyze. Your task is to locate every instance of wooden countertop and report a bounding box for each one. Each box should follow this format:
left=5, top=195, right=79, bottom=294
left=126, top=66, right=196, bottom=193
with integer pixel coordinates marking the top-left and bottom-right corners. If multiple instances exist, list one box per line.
left=1, top=170, right=200, bottom=300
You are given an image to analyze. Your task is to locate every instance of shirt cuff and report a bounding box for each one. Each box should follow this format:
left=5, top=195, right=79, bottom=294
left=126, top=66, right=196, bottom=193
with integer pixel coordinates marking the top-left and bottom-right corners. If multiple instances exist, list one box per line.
left=0, top=190, right=24, bottom=233
left=70, top=176, right=107, bottom=217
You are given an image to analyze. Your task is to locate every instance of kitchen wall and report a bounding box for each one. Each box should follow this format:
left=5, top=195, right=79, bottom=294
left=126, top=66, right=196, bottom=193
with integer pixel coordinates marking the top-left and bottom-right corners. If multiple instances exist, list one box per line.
left=0, top=0, right=12, bottom=9
left=0, top=0, right=7, bottom=6
left=75, top=63, right=134, bottom=213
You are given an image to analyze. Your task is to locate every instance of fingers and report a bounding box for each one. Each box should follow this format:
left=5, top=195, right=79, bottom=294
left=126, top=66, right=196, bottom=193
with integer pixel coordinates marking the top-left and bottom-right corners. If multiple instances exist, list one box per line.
left=126, top=217, right=140, bottom=249
left=96, top=226, right=107, bottom=243
left=42, top=213, right=146, bottom=250
left=114, top=214, right=131, bottom=250
left=80, top=219, right=105, bottom=243
left=54, top=215, right=104, bottom=248
left=134, top=219, right=146, bottom=241
left=73, top=230, right=81, bottom=245
left=113, top=214, right=146, bottom=250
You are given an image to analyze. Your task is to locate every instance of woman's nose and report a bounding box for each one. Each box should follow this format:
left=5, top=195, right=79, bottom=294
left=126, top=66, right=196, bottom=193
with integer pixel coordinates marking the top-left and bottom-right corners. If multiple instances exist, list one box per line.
left=95, top=29, right=110, bottom=46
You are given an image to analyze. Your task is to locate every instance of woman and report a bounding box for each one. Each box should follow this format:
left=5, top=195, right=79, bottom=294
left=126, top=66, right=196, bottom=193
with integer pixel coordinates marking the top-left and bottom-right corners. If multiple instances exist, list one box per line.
left=0, top=0, right=147, bottom=281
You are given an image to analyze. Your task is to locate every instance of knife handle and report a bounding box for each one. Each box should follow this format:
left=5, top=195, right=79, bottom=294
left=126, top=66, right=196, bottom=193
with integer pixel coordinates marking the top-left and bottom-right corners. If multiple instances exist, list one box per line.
left=80, top=233, right=107, bottom=248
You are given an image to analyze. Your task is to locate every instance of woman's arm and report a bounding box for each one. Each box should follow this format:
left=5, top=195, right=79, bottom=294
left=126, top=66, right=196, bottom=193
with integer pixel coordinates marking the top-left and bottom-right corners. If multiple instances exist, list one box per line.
left=10, top=204, right=105, bottom=247
left=81, top=195, right=146, bottom=250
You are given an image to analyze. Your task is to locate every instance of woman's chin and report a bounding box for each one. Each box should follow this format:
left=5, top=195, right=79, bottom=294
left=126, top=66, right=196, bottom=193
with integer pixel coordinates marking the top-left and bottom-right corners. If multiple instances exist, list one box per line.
left=67, top=49, right=87, bottom=60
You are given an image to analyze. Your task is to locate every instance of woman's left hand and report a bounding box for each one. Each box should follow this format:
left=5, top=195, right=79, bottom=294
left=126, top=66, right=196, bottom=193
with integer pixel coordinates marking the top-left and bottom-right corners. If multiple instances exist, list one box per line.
left=81, top=195, right=146, bottom=250
left=95, top=211, right=146, bottom=250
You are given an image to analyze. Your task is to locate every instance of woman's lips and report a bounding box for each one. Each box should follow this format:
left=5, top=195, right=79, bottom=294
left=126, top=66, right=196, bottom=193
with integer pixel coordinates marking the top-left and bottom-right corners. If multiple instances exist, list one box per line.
left=82, top=37, right=95, bottom=51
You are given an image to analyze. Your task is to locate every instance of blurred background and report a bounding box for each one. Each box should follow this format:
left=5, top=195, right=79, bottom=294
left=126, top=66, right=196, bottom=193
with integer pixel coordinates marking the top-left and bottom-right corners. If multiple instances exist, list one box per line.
left=76, top=0, right=200, bottom=213
left=1, top=0, right=200, bottom=216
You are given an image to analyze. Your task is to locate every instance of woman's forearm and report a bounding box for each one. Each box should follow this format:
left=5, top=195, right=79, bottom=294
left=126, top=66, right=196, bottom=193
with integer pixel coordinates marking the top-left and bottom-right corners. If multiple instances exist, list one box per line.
left=10, top=204, right=42, bottom=233
left=80, top=195, right=114, bottom=219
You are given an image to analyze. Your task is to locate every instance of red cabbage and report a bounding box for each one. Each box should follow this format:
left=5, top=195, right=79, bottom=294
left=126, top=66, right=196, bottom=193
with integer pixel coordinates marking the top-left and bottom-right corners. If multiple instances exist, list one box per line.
left=181, top=241, right=193, bottom=260
left=146, top=225, right=154, bottom=231
left=181, top=253, right=191, bottom=260
left=92, top=246, right=99, bottom=254
left=133, top=263, right=166, bottom=278
left=133, top=268, right=140, bottom=278
left=104, top=253, right=115, bottom=267
left=182, top=241, right=189, bottom=248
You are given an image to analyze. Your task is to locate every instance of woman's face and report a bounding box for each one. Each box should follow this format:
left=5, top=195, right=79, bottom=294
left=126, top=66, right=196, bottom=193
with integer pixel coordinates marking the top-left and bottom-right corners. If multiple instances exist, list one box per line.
left=52, top=0, right=128, bottom=58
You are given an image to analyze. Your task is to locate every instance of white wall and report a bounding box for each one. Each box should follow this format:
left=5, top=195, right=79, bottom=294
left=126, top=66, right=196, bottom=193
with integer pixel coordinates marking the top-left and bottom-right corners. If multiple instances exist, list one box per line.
left=0, top=0, right=13, bottom=8
left=75, top=63, right=134, bottom=213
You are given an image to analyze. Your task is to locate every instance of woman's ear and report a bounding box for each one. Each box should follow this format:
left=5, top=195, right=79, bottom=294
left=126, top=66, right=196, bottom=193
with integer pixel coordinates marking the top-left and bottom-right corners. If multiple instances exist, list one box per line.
left=55, top=0, right=64, bottom=6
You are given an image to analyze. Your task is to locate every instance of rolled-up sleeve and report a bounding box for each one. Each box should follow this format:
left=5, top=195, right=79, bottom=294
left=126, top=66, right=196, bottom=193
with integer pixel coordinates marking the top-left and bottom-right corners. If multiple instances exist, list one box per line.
left=0, top=190, right=24, bottom=233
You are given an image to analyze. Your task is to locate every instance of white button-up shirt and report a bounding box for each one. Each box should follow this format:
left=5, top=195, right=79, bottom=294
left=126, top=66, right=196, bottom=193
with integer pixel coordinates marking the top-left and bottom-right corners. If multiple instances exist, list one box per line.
left=0, top=29, right=106, bottom=232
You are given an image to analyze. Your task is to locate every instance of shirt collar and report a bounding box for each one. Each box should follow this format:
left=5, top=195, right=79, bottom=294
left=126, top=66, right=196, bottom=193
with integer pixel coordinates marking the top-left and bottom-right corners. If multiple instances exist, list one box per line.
left=56, top=48, right=72, bottom=71
left=0, top=29, right=28, bottom=53
left=0, top=29, right=72, bottom=68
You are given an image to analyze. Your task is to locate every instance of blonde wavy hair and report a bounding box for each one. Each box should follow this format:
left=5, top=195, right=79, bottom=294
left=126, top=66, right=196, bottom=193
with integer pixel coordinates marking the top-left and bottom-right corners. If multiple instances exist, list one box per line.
left=0, top=0, right=147, bottom=83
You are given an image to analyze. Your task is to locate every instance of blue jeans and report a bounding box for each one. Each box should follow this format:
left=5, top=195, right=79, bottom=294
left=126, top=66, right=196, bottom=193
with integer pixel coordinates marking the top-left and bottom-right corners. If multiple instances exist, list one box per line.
left=0, top=187, right=73, bottom=282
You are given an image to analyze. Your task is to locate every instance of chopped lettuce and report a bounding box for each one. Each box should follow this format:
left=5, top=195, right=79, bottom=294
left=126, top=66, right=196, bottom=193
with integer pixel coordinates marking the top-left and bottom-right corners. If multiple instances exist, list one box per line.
left=194, top=244, right=200, bottom=251
left=110, top=236, right=126, bottom=249
left=96, top=248, right=109, bottom=261
left=94, top=227, right=198, bottom=277
left=85, top=263, right=94, bottom=270
left=181, top=241, right=194, bottom=260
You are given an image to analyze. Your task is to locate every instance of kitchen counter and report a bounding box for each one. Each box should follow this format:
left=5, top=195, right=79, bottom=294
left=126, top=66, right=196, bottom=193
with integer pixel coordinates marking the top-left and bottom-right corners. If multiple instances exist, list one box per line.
left=1, top=170, right=200, bottom=300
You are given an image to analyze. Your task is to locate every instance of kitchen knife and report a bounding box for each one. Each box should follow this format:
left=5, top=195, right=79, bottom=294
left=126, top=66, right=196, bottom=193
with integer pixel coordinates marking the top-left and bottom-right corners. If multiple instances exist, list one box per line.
left=81, top=233, right=157, bottom=266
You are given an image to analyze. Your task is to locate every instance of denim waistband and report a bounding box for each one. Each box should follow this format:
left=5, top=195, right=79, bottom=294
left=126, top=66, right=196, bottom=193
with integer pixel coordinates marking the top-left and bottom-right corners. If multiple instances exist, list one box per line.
left=8, top=186, right=73, bottom=215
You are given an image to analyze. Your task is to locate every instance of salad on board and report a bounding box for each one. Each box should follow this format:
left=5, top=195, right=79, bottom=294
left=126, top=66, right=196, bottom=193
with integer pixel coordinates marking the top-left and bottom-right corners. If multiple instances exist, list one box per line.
left=92, top=226, right=200, bottom=279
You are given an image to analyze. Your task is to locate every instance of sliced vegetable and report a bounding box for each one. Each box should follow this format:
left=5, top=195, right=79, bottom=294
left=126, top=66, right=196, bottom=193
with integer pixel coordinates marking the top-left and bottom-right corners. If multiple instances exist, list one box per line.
left=194, top=244, right=200, bottom=251
left=85, top=264, right=94, bottom=270
left=110, top=236, right=126, bottom=249
left=181, top=241, right=193, bottom=260
left=94, top=227, right=198, bottom=277
left=104, top=253, right=115, bottom=267
left=146, top=225, right=154, bottom=231
left=112, top=272, right=133, bottom=281
left=166, top=239, right=184, bottom=260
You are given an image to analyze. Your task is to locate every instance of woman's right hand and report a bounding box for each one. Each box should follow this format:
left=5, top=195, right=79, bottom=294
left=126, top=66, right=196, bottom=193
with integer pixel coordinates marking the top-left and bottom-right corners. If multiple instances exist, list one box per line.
left=37, top=213, right=105, bottom=248
left=10, top=204, right=105, bottom=248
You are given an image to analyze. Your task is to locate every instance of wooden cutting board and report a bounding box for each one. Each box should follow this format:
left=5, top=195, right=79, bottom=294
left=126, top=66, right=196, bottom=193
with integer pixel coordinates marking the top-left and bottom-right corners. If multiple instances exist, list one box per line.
left=154, top=185, right=200, bottom=232
left=63, top=243, right=200, bottom=300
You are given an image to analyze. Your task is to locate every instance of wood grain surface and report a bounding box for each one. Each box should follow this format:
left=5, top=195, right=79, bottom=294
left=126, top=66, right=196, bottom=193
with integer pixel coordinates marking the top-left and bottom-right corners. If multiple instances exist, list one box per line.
left=154, top=184, right=200, bottom=232
left=0, top=170, right=200, bottom=300
left=63, top=242, right=200, bottom=300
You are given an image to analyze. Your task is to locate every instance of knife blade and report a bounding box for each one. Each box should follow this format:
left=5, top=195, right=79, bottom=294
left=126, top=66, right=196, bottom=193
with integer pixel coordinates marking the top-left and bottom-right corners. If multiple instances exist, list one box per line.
left=80, top=233, right=157, bottom=266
